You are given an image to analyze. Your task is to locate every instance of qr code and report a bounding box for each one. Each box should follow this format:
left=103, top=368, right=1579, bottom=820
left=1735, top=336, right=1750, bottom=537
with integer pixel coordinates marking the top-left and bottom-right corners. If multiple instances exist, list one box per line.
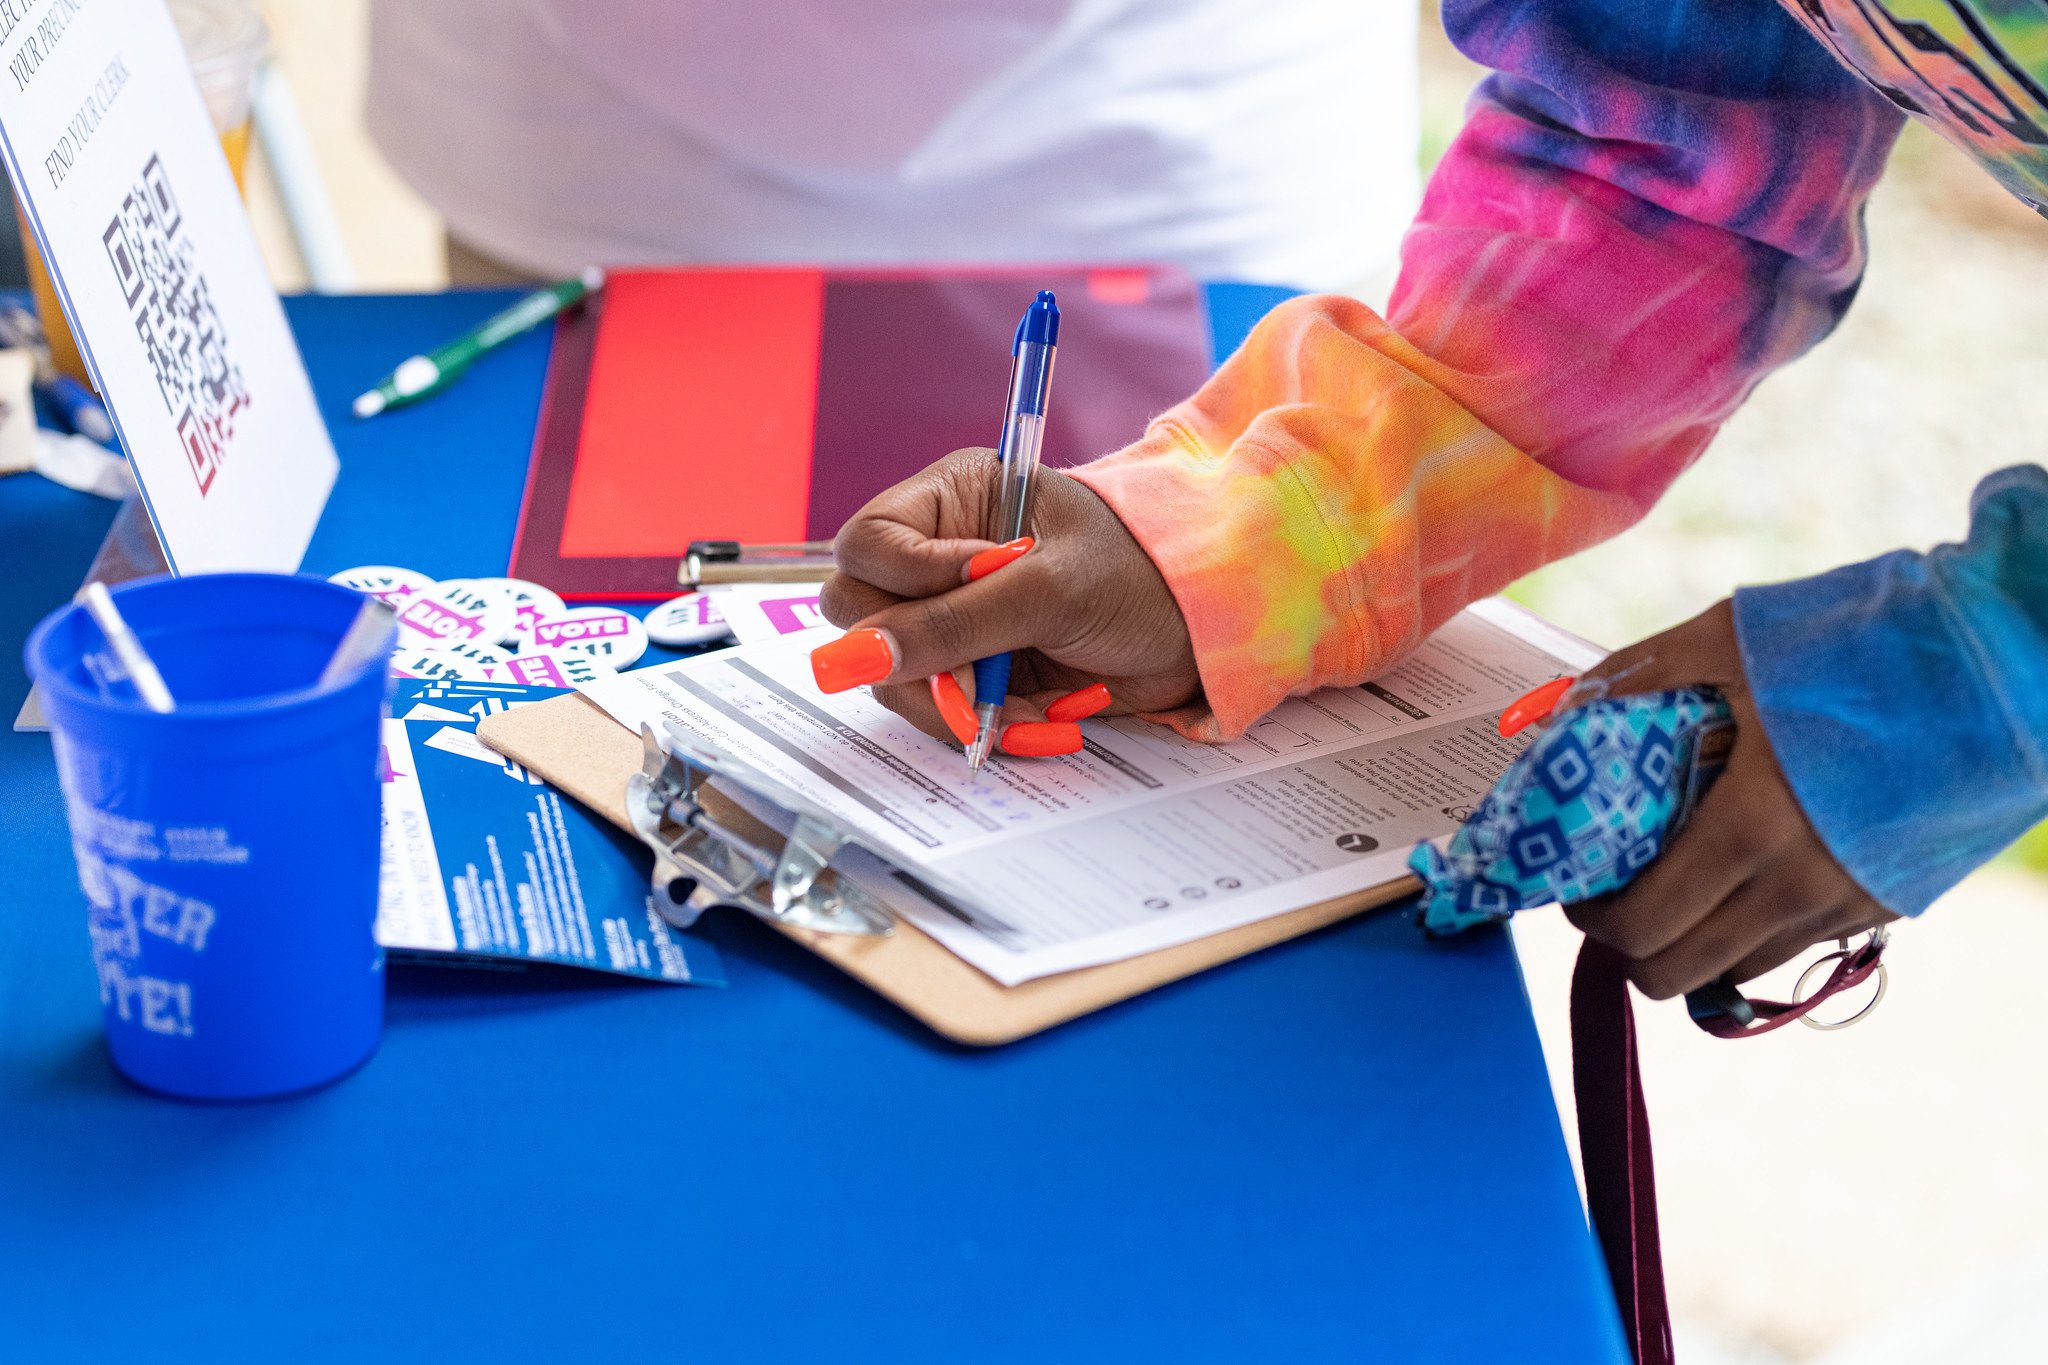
left=101, top=153, right=251, bottom=496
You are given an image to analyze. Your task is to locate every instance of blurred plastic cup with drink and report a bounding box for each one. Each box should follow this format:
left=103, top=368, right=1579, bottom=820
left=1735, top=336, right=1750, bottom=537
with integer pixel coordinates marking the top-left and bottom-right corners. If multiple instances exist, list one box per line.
left=177, top=0, right=266, bottom=189
left=17, top=0, right=267, bottom=384
left=25, top=573, right=394, bottom=1100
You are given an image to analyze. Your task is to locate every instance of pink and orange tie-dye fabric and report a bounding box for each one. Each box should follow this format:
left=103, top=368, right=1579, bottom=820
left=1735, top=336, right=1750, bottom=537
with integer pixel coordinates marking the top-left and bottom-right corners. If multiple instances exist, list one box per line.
left=1070, top=297, right=1640, bottom=740
left=1074, top=0, right=1907, bottom=739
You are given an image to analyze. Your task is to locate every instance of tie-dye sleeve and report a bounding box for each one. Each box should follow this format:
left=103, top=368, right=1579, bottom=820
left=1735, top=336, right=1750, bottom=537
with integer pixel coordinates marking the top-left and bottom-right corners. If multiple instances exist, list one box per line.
left=1069, top=0, right=1905, bottom=741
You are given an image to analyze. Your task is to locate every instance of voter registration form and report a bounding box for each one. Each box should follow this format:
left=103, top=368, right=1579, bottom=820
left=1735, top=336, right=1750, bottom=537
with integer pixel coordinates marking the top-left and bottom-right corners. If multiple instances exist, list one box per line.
left=580, top=599, right=1601, bottom=985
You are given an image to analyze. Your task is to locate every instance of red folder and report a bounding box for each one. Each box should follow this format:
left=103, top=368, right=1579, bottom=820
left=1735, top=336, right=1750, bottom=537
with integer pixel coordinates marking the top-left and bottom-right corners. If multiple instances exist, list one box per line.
left=509, top=265, right=1213, bottom=598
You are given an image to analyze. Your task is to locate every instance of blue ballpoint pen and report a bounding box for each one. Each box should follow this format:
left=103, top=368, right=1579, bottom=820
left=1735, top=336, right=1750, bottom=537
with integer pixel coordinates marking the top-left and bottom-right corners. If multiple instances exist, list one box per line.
left=965, top=290, right=1059, bottom=772
left=0, top=302, right=117, bottom=447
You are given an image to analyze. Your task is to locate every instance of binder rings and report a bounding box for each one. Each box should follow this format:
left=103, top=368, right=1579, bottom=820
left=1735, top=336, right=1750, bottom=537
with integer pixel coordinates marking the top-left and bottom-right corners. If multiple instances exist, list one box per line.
left=476, top=692, right=1420, bottom=1045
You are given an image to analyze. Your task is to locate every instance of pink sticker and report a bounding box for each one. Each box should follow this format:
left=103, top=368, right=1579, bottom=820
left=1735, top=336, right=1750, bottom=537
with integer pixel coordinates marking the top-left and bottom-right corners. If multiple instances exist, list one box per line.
left=532, top=614, right=628, bottom=648
left=504, top=655, right=566, bottom=687
left=398, top=596, right=488, bottom=644
left=759, top=594, right=827, bottom=635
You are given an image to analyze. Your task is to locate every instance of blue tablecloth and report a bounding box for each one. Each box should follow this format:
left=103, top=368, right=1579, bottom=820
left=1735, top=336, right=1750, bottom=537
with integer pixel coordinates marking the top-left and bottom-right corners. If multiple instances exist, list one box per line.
left=0, top=287, right=1625, bottom=1363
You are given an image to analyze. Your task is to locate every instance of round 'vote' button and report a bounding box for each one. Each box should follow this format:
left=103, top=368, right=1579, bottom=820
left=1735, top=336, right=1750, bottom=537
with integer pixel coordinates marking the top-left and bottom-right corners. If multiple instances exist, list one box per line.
left=522, top=606, right=648, bottom=668
left=451, top=576, right=566, bottom=647
left=479, top=652, right=617, bottom=689
left=391, top=647, right=496, bottom=681
left=329, top=565, right=435, bottom=609
left=394, top=580, right=519, bottom=651
left=644, top=592, right=733, bottom=648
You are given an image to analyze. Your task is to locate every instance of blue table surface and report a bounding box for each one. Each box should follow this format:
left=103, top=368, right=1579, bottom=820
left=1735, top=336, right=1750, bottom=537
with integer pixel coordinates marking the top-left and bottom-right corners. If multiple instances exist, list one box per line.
left=0, top=286, right=1624, bottom=1363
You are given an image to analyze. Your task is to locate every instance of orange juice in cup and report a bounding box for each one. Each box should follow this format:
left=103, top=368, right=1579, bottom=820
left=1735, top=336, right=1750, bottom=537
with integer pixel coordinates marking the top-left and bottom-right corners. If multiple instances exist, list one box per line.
left=18, top=0, right=266, bottom=385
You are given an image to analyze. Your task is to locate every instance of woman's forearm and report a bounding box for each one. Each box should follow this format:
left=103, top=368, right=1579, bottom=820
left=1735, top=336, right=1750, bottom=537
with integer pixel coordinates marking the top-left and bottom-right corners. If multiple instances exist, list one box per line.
left=1073, top=0, right=1904, bottom=739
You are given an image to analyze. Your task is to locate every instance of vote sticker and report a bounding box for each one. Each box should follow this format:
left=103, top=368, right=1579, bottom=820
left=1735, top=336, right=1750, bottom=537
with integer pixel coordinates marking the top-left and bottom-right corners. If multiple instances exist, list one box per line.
left=450, top=576, right=565, bottom=646
left=480, top=652, right=617, bottom=688
left=391, top=648, right=498, bottom=681
left=329, top=565, right=435, bottom=608
left=644, top=592, right=733, bottom=648
left=394, top=580, right=518, bottom=651
left=522, top=606, right=648, bottom=668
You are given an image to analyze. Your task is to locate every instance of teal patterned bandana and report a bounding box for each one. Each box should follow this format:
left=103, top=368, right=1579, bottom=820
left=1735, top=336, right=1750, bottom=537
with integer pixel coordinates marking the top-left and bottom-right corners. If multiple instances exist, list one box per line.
left=1411, top=687, right=1733, bottom=936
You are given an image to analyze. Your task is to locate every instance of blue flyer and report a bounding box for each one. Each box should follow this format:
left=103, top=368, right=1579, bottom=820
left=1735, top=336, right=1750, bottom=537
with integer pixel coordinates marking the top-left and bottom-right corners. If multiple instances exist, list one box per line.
left=377, top=679, right=723, bottom=986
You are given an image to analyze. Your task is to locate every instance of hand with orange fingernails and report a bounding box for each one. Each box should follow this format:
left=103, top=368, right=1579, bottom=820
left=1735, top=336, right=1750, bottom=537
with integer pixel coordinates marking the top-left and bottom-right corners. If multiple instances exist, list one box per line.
left=809, top=448, right=1199, bottom=757
left=1490, top=604, right=1896, bottom=1001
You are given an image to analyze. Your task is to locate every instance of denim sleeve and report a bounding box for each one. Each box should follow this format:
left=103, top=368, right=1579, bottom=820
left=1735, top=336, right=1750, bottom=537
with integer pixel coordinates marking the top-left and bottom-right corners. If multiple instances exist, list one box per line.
left=1734, top=465, right=2048, bottom=915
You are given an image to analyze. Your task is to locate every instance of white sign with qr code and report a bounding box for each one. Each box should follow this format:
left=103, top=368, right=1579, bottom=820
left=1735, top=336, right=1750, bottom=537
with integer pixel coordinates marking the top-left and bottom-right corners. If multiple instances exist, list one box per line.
left=0, top=0, right=336, bottom=574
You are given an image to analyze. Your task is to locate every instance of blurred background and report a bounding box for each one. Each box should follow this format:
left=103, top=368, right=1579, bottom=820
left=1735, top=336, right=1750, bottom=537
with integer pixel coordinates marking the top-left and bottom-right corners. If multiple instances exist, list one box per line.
left=24, top=2, right=2048, bottom=1359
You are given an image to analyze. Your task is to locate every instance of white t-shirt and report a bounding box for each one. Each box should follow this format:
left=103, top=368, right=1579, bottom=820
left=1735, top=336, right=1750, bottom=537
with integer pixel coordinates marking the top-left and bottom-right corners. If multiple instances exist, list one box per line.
left=366, top=0, right=1416, bottom=291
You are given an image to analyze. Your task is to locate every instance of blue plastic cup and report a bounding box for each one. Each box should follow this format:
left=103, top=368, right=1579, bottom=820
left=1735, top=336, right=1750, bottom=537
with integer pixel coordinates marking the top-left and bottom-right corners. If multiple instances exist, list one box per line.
left=25, top=573, right=395, bottom=1100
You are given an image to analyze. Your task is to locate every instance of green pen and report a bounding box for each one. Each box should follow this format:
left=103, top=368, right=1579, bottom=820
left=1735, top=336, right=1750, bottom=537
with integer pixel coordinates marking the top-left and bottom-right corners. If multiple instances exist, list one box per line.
left=352, top=267, right=605, bottom=419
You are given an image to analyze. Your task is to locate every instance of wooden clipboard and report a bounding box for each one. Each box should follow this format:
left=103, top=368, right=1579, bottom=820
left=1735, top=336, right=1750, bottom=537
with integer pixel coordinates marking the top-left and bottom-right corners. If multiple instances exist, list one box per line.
left=477, top=693, right=1418, bottom=1045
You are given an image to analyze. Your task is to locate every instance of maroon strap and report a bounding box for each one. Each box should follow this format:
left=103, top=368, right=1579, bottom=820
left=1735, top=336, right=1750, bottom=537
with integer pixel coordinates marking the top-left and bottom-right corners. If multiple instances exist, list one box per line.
left=1571, top=940, right=1674, bottom=1365
left=1689, top=939, right=1885, bottom=1039
left=1571, top=935, right=1888, bottom=1363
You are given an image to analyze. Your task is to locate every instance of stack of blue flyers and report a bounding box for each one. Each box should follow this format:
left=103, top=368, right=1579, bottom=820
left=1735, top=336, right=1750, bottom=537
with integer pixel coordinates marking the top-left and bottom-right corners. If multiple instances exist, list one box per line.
left=378, top=678, right=724, bottom=986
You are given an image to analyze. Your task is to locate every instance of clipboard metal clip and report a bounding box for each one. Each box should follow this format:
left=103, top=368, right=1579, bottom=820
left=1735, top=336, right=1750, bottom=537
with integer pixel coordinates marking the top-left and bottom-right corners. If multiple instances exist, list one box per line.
left=626, top=724, right=893, bottom=938
left=679, top=539, right=835, bottom=589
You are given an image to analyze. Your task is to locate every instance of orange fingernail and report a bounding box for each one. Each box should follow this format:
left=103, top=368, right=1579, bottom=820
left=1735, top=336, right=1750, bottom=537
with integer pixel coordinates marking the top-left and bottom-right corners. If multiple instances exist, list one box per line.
left=810, top=628, right=894, bottom=694
left=1000, top=721, right=1083, bottom=756
left=930, top=673, right=978, bottom=745
left=1045, top=683, right=1111, bottom=723
left=1499, top=676, right=1576, bottom=738
left=966, top=536, right=1035, bottom=582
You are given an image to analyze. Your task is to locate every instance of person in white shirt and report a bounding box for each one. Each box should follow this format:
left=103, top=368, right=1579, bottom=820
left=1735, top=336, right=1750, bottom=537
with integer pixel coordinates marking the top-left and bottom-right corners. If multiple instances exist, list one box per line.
left=365, top=0, right=1419, bottom=290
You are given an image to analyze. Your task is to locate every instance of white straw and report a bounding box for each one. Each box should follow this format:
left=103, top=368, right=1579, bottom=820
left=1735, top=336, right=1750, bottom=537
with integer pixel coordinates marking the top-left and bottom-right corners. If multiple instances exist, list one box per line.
left=75, top=582, right=176, bottom=713
left=317, top=598, right=395, bottom=689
